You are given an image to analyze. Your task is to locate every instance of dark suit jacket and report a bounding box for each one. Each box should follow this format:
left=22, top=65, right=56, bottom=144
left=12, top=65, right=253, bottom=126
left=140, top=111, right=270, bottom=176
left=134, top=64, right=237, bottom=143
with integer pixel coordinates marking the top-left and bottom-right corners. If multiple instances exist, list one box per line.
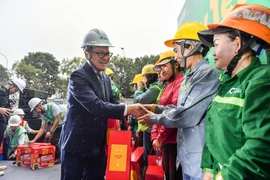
left=61, top=62, right=125, bottom=157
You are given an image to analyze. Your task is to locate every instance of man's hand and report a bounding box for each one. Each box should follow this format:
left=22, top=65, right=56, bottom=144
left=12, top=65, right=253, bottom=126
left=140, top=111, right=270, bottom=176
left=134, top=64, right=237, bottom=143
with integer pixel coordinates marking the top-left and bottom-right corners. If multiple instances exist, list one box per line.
left=137, top=106, right=155, bottom=126
left=9, top=153, right=16, bottom=159
left=45, top=131, right=52, bottom=139
left=127, top=104, right=148, bottom=118
left=28, top=140, right=36, bottom=145
left=0, top=108, right=12, bottom=116
left=135, top=130, right=141, bottom=138
left=152, top=139, right=161, bottom=152
left=202, top=172, right=214, bottom=180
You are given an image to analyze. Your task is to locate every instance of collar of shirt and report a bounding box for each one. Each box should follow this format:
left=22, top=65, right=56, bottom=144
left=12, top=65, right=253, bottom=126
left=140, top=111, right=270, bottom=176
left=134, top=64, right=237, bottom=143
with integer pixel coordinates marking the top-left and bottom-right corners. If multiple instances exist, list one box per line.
left=224, top=57, right=261, bottom=84
left=86, top=61, right=104, bottom=74
left=235, top=57, right=261, bottom=81
left=186, top=59, right=207, bottom=77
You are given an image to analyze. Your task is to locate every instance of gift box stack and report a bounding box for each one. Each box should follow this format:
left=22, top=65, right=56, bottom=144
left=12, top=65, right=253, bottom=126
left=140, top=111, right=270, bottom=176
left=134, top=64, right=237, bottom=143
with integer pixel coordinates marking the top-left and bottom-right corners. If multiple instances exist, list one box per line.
left=16, top=143, right=55, bottom=170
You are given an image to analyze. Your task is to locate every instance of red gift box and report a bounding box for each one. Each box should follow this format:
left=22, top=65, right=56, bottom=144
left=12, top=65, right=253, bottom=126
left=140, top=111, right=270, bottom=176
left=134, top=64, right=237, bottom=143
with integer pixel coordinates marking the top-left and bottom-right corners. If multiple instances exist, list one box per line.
left=16, top=145, right=33, bottom=167
left=16, top=143, right=53, bottom=167
left=30, top=145, right=55, bottom=170
left=145, top=155, right=164, bottom=180
left=106, top=131, right=132, bottom=180
left=130, top=146, right=144, bottom=180
left=31, top=143, right=51, bottom=146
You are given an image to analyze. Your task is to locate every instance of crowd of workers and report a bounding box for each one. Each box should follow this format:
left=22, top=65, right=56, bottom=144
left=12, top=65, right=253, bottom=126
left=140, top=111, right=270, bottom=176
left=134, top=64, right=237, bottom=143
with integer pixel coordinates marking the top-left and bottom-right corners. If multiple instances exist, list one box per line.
left=0, top=78, right=66, bottom=176
left=0, top=3, right=270, bottom=180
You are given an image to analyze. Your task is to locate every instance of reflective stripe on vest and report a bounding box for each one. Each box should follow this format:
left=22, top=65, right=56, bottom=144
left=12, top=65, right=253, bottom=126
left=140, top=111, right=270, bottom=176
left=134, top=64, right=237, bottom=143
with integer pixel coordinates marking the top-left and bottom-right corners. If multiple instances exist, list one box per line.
left=20, top=120, right=27, bottom=128
left=213, top=95, right=244, bottom=107
left=153, top=85, right=162, bottom=91
left=7, top=126, right=29, bottom=151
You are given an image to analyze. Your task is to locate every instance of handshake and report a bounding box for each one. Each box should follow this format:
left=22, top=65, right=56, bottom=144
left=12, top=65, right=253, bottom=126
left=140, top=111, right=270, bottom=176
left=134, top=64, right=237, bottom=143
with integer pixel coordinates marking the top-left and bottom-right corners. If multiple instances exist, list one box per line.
left=126, top=104, right=155, bottom=126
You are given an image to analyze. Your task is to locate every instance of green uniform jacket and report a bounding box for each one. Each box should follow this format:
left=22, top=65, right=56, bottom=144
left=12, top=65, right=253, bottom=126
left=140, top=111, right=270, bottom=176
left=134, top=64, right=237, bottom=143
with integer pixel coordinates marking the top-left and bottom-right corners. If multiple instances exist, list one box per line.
left=111, top=82, right=120, bottom=101
left=134, top=81, right=162, bottom=104
left=134, top=81, right=162, bottom=131
left=201, top=58, right=270, bottom=180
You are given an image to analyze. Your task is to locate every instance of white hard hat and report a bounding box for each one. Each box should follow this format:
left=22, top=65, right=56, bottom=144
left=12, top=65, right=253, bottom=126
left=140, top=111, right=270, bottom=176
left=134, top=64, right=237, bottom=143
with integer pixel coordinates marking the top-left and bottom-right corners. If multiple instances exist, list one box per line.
left=8, top=115, right=22, bottom=126
left=11, top=78, right=26, bottom=92
left=28, top=97, right=42, bottom=112
left=13, top=109, right=25, bottom=115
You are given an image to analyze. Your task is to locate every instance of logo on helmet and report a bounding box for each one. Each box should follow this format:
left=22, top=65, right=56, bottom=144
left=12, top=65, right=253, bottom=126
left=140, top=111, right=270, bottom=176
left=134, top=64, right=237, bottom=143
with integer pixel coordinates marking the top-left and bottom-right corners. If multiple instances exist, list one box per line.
left=100, top=36, right=108, bottom=40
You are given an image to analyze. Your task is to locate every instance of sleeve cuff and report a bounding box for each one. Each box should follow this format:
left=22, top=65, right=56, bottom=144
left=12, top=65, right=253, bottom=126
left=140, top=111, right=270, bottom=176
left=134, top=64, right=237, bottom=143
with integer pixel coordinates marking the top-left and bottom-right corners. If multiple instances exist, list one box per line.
left=203, top=168, right=214, bottom=174
left=150, top=114, right=158, bottom=124
left=150, top=104, right=156, bottom=112
left=123, top=104, right=127, bottom=116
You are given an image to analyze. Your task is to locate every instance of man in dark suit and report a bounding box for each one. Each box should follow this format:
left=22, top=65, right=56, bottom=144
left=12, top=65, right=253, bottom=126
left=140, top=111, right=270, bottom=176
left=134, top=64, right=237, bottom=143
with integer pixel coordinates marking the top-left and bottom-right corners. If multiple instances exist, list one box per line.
left=60, top=28, right=139, bottom=180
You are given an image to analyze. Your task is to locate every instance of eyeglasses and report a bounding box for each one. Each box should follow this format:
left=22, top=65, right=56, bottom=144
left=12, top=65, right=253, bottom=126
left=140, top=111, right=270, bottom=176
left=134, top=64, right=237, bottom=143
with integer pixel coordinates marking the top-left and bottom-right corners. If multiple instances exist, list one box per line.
left=92, top=51, right=113, bottom=59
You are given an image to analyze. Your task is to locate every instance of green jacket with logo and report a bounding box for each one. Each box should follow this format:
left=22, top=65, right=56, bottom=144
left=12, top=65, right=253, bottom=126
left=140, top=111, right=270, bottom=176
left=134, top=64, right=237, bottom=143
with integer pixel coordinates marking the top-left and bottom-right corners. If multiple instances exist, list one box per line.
left=42, top=103, right=67, bottom=126
left=134, top=81, right=162, bottom=131
left=201, top=58, right=270, bottom=180
left=7, top=126, right=29, bottom=151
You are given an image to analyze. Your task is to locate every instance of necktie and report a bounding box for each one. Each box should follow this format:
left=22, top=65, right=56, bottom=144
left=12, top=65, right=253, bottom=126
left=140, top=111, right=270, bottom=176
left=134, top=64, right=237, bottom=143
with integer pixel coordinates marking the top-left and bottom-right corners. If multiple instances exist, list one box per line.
left=96, top=72, right=105, bottom=97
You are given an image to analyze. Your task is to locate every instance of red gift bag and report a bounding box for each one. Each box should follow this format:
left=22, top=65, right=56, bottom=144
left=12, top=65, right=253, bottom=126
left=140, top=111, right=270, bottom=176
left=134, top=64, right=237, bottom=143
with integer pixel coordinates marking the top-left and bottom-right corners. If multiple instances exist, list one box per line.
left=145, top=155, right=164, bottom=180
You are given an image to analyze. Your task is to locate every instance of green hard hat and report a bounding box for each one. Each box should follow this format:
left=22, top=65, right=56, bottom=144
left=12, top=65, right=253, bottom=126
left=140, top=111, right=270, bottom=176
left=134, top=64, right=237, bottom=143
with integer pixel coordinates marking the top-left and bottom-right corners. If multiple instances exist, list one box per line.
left=81, top=28, right=113, bottom=48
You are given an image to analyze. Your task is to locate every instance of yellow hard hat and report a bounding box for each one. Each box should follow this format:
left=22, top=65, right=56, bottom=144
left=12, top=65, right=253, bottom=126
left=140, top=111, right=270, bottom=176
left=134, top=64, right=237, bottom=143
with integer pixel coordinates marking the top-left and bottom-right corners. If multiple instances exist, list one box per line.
left=164, top=22, right=208, bottom=47
left=105, top=68, right=114, bottom=75
left=154, top=50, right=175, bottom=71
left=141, top=64, right=158, bottom=76
left=130, top=74, right=143, bottom=84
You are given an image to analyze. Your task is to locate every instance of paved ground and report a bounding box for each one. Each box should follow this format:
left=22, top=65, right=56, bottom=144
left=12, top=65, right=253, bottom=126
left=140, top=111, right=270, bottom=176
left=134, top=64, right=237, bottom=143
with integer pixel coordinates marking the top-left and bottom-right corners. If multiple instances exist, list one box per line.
left=0, top=160, right=61, bottom=180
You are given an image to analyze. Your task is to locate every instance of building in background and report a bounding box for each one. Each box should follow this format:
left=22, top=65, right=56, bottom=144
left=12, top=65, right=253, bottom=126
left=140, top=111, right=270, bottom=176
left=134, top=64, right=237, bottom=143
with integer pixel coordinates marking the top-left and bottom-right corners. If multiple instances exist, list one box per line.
left=177, top=0, right=270, bottom=65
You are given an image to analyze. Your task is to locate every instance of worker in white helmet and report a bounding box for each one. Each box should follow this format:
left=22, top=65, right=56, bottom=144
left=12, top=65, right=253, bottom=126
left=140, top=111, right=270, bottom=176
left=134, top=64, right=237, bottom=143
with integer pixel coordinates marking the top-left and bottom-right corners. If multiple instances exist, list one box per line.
left=13, top=108, right=38, bottom=134
left=4, top=115, right=29, bottom=160
left=28, top=97, right=66, bottom=164
left=0, top=78, right=26, bottom=176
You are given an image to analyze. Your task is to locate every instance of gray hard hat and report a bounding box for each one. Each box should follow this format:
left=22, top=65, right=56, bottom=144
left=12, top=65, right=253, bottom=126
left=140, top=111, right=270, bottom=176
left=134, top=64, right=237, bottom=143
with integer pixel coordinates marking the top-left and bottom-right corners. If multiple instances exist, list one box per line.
left=81, top=28, right=113, bottom=48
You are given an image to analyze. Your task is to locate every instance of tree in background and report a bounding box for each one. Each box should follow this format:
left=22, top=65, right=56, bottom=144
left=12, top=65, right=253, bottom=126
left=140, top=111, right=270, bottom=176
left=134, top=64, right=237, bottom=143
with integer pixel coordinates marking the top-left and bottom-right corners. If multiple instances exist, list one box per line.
left=56, top=57, right=85, bottom=98
left=11, top=52, right=159, bottom=98
left=0, top=64, right=10, bottom=84
left=108, top=56, right=134, bottom=98
left=12, top=60, right=42, bottom=89
left=108, top=54, right=159, bottom=97
left=12, top=52, right=59, bottom=93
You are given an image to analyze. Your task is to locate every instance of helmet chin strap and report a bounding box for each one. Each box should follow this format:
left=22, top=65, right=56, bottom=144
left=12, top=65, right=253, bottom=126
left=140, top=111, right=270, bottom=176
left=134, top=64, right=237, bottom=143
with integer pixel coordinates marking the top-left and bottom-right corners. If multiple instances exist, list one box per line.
left=224, top=37, right=258, bottom=76
left=177, top=41, right=205, bottom=72
left=85, top=46, right=100, bottom=72
left=169, top=60, right=179, bottom=81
